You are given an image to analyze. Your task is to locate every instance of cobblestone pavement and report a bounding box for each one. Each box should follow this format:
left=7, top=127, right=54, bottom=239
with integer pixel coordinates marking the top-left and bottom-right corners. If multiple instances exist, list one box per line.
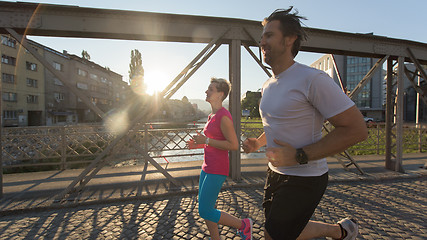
left=0, top=177, right=425, bottom=239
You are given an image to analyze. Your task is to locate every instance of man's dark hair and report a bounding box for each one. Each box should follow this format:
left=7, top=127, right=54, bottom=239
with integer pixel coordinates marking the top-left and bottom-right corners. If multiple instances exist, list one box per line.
left=262, top=7, right=308, bottom=57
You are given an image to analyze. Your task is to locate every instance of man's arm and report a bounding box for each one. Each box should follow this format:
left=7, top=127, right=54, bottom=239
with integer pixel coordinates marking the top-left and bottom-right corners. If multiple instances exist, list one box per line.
left=303, top=105, right=368, bottom=160
left=269, top=106, right=368, bottom=167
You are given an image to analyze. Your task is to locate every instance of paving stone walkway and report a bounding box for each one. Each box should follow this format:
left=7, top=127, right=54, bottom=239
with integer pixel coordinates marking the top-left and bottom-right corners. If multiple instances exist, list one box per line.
left=0, top=177, right=425, bottom=239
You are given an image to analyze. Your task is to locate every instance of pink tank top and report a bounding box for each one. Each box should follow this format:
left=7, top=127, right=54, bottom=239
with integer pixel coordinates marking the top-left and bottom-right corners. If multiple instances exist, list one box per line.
left=202, top=107, right=232, bottom=176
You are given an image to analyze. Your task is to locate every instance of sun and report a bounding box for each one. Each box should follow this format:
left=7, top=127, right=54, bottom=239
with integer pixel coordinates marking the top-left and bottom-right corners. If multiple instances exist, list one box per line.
left=144, top=70, right=172, bottom=96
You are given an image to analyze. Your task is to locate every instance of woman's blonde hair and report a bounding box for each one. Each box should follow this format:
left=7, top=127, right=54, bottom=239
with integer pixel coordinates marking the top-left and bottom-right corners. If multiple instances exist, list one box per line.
left=210, top=77, right=231, bottom=101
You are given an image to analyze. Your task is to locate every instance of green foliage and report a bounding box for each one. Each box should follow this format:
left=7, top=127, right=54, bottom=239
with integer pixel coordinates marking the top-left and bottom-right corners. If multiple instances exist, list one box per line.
left=129, top=49, right=144, bottom=79
left=241, top=91, right=261, bottom=118
left=81, top=50, right=91, bottom=60
left=241, top=118, right=263, bottom=128
left=129, top=49, right=146, bottom=93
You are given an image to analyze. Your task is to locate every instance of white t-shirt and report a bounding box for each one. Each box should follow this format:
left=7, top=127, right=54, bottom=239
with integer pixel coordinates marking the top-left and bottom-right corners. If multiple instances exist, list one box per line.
left=259, top=62, right=355, bottom=176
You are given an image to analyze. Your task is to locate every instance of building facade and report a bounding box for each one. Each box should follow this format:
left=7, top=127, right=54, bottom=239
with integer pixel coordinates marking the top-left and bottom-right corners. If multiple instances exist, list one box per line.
left=1, top=34, right=129, bottom=127
left=1, top=35, right=45, bottom=126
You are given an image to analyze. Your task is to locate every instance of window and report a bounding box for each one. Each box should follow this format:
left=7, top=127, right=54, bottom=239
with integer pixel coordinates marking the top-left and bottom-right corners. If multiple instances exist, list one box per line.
left=53, top=78, right=63, bottom=86
left=2, top=92, right=17, bottom=102
left=26, top=78, right=38, bottom=88
left=3, top=110, right=18, bottom=119
left=78, top=68, right=87, bottom=77
left=53, top=62, right=63, bottom=71
left=76, top=82, right=88, bottom=90
left=99, top=86, right=108, bottom=95
left=99, top=98, right=108, bottom=105
left=91, top=97, right=97, bottom=104
left=57, top=115, right=67, bottom=123
left=54, top=92, right=64, bottom=101
left=89, top=73, right=98, bottom=80
left=1, top=35, right=16, bottom=48
left=27, top=95, right=38, bottom=103
left=100, top=77, right=108, bottom=83
left=24, top=47, right=38, bottom=54
left=26, top=61, right=37, bottom=71
left=1, top=55, right=16, bottom=66
left=2, top=73, right=15, bottom=84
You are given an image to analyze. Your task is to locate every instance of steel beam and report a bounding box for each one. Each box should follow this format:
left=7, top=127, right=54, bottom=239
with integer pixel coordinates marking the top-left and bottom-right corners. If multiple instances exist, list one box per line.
left=331, top=54, right=345, bottom=93
left=161, top=28, right=229, bottom=97
left=349, top=55, right=389, bottom=99
left=229, top=39, right=242, bottom=180
left=1, top=2, right=427, bottom=62
left=395, top=57, right=405, bottom=172
left=243, top=44, right=272, bottom=78
left=165, top=43, right=221, bottom=99
left=385, top=58, right=397, bottom=169
left=0, top=50, right=2, bottom=198
left=404, top=67, right=427, bottom=106
left=407, top=48, right=427, bottom=84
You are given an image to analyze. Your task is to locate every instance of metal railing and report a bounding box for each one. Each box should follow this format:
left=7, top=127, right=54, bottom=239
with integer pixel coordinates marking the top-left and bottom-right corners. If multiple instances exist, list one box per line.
left=2, top=122, right=426, bottom=173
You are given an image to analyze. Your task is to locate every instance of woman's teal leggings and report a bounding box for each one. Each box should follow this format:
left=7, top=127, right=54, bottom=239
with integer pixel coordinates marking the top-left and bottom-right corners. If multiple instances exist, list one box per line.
left=198, top=170, right=227, bottom=223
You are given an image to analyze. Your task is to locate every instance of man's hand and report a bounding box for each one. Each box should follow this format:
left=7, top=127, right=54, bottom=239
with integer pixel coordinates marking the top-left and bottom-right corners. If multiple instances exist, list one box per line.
left=266, top=139, right=299, bottom=167
left=242, top=138, right=260, bottom=153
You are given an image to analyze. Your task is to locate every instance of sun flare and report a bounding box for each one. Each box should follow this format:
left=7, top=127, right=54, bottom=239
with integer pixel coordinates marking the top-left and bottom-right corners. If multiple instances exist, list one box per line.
left=144, top=70, right=171, bottom=96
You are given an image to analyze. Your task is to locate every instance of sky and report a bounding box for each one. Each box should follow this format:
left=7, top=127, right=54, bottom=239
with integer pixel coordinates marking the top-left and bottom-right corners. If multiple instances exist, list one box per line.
left=4, top=0, right=427, bottom=100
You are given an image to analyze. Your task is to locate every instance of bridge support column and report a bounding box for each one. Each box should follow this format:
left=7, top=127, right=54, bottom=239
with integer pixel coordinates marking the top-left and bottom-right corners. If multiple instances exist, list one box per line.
left=229, top=39, right=241, bottom=181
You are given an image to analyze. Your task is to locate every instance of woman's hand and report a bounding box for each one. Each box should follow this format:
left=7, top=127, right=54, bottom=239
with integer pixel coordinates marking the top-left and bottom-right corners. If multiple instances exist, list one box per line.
left=192, top=134, right=207, bottom=145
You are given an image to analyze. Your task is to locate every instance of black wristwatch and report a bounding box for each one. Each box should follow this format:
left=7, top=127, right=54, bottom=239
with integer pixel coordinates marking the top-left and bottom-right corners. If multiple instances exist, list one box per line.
left=295, top=148, right=308, bottom=165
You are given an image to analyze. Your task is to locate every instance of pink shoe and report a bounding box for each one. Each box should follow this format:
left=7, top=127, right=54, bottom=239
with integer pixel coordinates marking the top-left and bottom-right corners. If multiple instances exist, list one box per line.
left=237, top=218, right=253, bottom=240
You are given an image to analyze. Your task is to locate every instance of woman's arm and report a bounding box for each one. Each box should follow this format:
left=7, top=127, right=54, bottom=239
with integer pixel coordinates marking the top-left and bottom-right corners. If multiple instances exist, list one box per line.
left=193, top=116, right=239, bottom=151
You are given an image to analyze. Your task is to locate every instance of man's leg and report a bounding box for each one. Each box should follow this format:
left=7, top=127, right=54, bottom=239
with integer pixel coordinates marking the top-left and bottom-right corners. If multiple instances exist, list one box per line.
left=298, top=218, right=359, bottom=240
left=263, top=170, right=329, bottom=240
left=297, top=221, right=341, bottom=240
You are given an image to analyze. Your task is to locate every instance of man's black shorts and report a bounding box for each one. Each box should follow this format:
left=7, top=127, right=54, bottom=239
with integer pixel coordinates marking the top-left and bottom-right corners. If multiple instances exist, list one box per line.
left=263, top=168, right=328, bottom=240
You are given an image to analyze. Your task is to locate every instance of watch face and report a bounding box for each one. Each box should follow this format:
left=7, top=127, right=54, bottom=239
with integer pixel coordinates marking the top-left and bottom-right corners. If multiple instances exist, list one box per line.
left=296, top=149, right=308, bottom=164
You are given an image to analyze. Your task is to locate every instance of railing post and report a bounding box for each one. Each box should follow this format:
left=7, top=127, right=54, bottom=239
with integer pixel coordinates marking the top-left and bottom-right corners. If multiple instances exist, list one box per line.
left=376, top=124, right=380, bottom=154
left=144, top=123, right=148, bottom=153
left=61, top=126, right=66, bottom=170
left=419, top=124, right=423, bottom=153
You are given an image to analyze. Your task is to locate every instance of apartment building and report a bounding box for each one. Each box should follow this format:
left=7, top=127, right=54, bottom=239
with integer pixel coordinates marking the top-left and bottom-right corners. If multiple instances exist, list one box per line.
left=1, top=35, right=45, bottom=126
left=1, top=34, right=129, bottom=126
left=68, top=54, right=126, bottom=123
left=311, top=54, right=385, bottom=121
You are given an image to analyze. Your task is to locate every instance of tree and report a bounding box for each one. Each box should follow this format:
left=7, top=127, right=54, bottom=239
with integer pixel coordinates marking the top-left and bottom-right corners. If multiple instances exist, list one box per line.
left=81, top=50, right=91, bottom=60
left=181, top=96, right=189, bottom=104
left=241, top=91, right=261, bottom=118
left=128, top=49, right=146, bottom=94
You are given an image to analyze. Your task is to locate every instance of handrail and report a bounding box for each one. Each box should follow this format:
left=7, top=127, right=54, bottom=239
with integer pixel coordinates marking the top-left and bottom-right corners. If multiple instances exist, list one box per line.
left=2, top=122, right=426, bottom=173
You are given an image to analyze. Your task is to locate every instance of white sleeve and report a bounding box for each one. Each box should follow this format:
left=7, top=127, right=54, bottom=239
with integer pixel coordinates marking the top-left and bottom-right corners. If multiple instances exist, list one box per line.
left=308, top=72, right=355, bottom=119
